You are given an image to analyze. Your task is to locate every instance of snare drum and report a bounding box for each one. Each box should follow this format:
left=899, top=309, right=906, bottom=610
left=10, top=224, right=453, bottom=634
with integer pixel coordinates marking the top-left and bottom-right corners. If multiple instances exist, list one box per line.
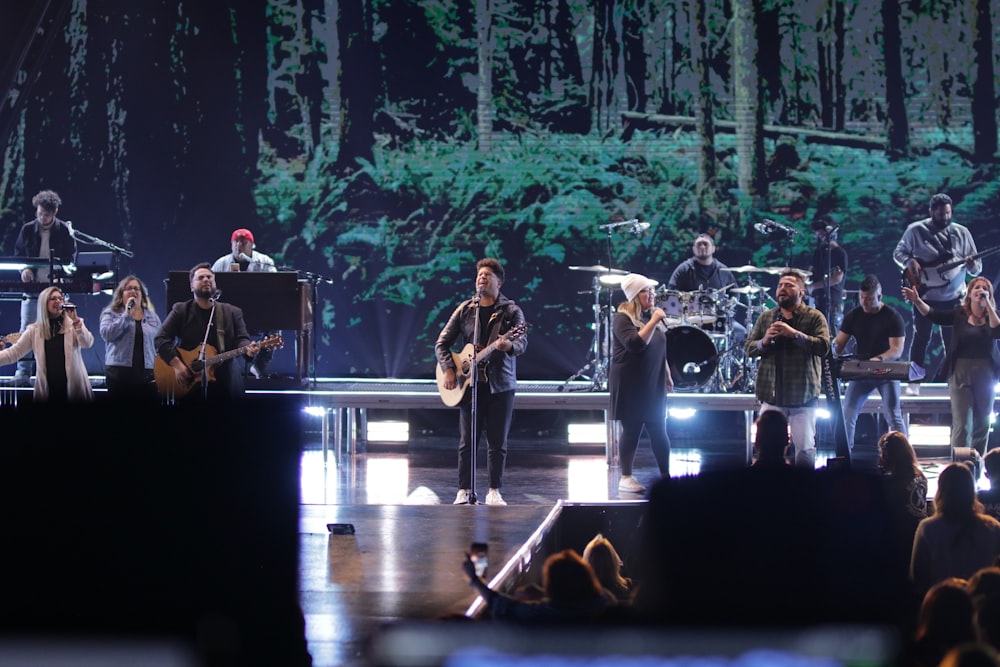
left=686, top=290, right=717, bottom=325
left=666, top=325, right=719, bottom=392
left=658, top=290, right=717, bottom=326
left=657, top=290, right=685, bottom=327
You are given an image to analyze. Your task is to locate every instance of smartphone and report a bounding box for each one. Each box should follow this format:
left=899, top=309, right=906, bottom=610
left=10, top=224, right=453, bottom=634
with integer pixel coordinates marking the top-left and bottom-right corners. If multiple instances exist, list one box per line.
left=327, top=523, right=356, bottom=535
left=469, top=542, right=488, bottom=578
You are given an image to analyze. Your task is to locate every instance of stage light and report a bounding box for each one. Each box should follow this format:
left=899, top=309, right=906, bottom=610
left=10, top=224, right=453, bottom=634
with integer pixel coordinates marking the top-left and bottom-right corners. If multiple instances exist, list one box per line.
left=303, top=406, right=327, bottom=418
left=815, top=408, right=831, bottom=420
left=668, top=407, right=697, bottom=420
left=367, top=420, right=409, bottom=443
left=907, top=424, right=950, bottom=446
left=567, top=423, right=605, bottom=444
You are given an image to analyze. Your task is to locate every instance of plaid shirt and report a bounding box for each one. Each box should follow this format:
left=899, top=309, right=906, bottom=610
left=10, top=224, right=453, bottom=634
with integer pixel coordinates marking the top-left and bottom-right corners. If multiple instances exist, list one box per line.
left=745, top=302, right=831, bottom=407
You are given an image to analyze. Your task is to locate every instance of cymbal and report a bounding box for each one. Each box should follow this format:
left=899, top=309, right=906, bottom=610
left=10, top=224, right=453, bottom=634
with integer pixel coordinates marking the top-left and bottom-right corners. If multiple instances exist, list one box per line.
left=598, top=274, right=625, bottom=286
left=730, top=285, right=770, bottom=294
left=762, top=266, right=813, bottom=278
left=728, top=264, right=770, bottom=273
left=568, top=264, right=627, bottom=274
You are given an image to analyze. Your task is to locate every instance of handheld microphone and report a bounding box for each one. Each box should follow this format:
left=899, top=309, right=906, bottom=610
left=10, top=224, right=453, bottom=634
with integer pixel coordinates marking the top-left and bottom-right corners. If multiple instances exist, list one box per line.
left=60, top=302, right=77, bottom=310
left=126, top=297, right=135, bottom=311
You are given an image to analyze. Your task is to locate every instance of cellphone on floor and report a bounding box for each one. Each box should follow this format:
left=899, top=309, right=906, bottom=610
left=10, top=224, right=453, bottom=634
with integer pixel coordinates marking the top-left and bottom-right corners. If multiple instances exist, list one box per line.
left=327, top=523, right=355, bottom=535
left=470, top=542, right=488, bottom=578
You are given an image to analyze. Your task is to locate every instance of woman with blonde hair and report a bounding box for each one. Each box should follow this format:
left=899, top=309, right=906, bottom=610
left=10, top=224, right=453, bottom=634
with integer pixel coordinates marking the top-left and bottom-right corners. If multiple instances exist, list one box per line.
left=0, top=286, right=93, bottom=401
left=583, top=533, right=632, bottom=601
left=608, top=273, right=674, bottom=494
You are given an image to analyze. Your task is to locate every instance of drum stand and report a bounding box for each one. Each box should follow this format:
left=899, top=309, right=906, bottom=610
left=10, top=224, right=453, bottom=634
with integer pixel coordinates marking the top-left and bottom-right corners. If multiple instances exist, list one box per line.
left=561, top=276, right=611, bottom=391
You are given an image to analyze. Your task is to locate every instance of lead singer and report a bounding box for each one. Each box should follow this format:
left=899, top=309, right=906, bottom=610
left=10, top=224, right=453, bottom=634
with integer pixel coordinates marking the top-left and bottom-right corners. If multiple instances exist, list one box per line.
left=435, top=258, right=528, bottom=506
left=745, top=270, right=830, bottom=468
left=902, top=277, right=1000, bottom=472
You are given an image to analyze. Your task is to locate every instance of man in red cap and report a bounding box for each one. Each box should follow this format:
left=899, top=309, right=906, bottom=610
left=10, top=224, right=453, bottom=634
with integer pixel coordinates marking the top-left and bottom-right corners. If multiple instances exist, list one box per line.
left=211, top=228, right=276, bottom=274
left=211, top=228, right=277, bottom=379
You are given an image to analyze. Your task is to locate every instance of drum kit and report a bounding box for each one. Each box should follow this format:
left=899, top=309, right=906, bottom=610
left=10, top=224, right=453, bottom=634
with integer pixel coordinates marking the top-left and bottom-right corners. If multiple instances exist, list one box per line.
left=563, top=263, right=811, bottom=393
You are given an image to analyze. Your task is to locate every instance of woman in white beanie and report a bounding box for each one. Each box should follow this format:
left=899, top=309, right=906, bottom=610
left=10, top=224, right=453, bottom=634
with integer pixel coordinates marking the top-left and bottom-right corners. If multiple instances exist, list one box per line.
left=609, top=273, right=674, bottom=493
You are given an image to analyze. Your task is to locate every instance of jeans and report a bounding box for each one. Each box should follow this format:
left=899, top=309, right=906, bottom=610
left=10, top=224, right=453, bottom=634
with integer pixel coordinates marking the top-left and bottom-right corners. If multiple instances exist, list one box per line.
left=909, top=298, right=959, bottom=379
left=761, top=402, right=817, bottom=468
left=17, top=295, right=37, bottom=378
left=950, top=358, right=995, bottom=456
left=842, top=379, right=906, bottom=449
left=457, top=387, right=514, bottom=490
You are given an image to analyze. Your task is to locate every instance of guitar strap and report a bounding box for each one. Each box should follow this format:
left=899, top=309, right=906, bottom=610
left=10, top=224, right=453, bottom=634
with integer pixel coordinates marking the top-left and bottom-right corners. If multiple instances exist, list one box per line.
left=915, top=220, right=952, bottom=262
left=215, top=307, right=227, bottom=352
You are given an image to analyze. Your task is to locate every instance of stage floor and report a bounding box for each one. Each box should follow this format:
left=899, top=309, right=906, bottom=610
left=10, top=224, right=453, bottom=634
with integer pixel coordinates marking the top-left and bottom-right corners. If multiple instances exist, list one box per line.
left=294, top=427, right=961, bottom=667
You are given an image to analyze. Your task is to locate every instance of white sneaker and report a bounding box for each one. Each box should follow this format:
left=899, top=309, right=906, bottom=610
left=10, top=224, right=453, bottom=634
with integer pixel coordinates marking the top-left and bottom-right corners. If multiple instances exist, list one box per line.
left=905, top=382, right=920, bottom=396
left=618, top=475, right=646, bottom=493
left=485, top=489, right=507, bottom=506
left=453, top=489, right=470, bottom=504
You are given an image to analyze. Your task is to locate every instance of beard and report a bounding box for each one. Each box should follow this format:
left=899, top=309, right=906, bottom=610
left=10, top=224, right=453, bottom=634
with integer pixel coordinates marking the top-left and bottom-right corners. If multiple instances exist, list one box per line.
left=777, top=294, right=800, bottom=310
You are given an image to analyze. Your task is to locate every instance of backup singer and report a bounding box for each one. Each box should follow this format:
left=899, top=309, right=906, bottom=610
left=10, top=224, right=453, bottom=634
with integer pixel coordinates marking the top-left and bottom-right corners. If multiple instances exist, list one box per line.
left=435, top=258, right=527, bottom=506
left=0, top=286, right=93, bottom=402
left=894, top=193, right=981, bottom=394
left=902, top=276, right=1000, bottom=469
left=609, top=273, right=674, bottom=493
left=99, top=275, right=162, bottom=401
left=154, top=263, right=259, bottom=400
left=745, top=270, right=830, bottom=468
left=832, top=275, right=907, bottom=449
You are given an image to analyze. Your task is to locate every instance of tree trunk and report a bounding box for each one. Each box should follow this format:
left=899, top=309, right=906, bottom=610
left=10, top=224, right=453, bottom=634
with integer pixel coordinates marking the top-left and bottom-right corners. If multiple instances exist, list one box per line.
left=622, top=0, right=647, bottom=112
left=882, top=0, right=908, bottom=157
left=732, top=0, right=766, bottom=199
left=970, top=0, right=996, bottom=163
left=692, top=0, right=716, bottom=195
left=333, top=0, right=376, bottom=174
left=590, top=0, right=620, bottom=134
left=476, top=0, right=495, bottom=152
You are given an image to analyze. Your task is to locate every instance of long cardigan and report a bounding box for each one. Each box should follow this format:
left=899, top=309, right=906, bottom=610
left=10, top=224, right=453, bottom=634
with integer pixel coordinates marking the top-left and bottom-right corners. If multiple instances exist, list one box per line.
left=0, top=317, right=94, bottom=401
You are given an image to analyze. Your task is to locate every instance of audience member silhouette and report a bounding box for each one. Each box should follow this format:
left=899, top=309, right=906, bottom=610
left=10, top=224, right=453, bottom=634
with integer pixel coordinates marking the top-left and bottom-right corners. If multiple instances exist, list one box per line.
left=975, top=594, right=1000, bottom=654
left=937, top=642, right=1000, bottom=667
left=582, top=533, right=632, bottom=602
left=752, top=409, right=791, bottom=466
left=979, top=448, right=1000, bottom=521
left=878, top=431, right=929, bottom=578
left=902, top=578, right=977, bottom=667
left=968, top=566, right=1000, bottom=603
left=461, top=548, right=613, bottom=623
left=911, top=463, right=1000, bottom=597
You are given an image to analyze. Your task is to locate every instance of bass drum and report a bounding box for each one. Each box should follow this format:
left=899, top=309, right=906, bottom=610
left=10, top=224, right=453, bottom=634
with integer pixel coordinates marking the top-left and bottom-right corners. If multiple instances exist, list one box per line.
left=666, top=325, right=718, bottom=392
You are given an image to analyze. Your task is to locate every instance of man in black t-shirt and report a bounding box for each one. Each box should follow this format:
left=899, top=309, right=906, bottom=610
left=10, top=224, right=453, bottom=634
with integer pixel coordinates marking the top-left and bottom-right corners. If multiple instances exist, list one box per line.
left=832, top=275, right=907, bottom=449
left=979, top=448, right=1000, bottom=522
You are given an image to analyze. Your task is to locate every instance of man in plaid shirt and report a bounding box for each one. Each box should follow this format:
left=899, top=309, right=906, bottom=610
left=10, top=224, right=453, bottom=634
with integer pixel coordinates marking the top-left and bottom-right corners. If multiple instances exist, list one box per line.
left=746, top=270, right=831, bottom=468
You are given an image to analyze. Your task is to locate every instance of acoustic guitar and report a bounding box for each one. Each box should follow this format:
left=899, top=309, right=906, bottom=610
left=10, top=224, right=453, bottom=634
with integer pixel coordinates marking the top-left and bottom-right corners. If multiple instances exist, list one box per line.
left=0, top=332, right=21, bottom=349
left=435, top=323, right=526, bottom=407
left=902, top=245, right=1000, bottom=295
left=154, top=334, right=283, bottom=398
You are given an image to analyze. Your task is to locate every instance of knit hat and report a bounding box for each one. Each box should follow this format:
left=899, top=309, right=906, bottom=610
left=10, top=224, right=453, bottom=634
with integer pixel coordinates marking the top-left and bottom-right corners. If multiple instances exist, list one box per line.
left=231, top=228, right=254, bottom=244
left=620, top=273, right=658, bottom=302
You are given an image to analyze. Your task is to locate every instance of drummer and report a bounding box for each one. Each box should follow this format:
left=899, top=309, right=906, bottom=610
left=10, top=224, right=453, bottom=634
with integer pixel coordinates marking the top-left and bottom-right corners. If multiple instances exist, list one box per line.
left=664, top=233, right=746, bottom=344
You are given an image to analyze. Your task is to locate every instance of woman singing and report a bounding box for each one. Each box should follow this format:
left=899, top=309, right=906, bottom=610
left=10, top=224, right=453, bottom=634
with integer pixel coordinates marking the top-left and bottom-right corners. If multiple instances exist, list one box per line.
left=609, top=273, right=674, bottom=494
left=903, top=277, right=1000, bottom=473
left=99, top=275, right=162, bottom=401
left=0, top=286, right=94, bottom=401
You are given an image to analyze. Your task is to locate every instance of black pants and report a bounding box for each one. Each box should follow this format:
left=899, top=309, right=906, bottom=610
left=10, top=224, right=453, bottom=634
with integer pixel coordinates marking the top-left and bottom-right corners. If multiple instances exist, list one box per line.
left=105, top=366, right=159, bottom=402
left=457, top=386, right=514, bottom=490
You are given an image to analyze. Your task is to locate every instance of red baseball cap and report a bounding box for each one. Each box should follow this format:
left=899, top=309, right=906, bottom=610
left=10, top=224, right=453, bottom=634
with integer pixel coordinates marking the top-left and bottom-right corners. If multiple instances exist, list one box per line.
left=231, top=228, right=254, bottom=244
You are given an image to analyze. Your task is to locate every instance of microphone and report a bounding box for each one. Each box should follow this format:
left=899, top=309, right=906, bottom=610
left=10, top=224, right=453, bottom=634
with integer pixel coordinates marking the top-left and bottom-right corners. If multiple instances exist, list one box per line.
left=65, top=220, right=75, bottom=238
left=474, top=286, right=483, bottom=303
left=126, top=297, right=136, bottom=312
left=60, top=302, right=77, bottom=310
left=754, top=219, right=798, bottom=235
left=237, top=252, right=254, bottom=263
left=211, top=289, right=222, bottom=302
left=629, top=221, right=651, bottom=234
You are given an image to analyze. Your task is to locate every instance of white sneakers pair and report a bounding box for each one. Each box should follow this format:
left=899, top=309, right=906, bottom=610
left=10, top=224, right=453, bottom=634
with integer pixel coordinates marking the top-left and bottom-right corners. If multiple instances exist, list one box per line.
left=618, top=475, right=646, bottom=494
left=453, top=488, right=507, bottom=505
left=905, top=382, right=920, bottom=396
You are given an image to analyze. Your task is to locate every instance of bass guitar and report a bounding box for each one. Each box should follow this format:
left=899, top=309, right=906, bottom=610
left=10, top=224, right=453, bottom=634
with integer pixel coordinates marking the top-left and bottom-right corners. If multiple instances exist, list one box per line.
left=902, top=245, right=1000, bottom=295
left=153, top=334, right=283, bottom=398
left=436, top=323, right=526, bottom=407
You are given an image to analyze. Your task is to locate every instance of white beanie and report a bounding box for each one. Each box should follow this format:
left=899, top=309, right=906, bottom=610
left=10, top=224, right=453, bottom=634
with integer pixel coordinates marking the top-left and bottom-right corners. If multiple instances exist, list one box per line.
left=620, top=273, right=658, bottom=302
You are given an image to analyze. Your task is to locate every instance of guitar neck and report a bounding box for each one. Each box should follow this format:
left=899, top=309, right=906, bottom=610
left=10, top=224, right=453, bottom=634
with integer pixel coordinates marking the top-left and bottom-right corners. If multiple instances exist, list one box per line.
left=204, top=344, right=253, bottom=368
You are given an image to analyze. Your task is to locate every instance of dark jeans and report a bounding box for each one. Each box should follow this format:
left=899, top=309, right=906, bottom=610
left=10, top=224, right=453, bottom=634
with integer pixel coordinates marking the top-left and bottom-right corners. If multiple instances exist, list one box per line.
left=909, top=298, right=959, bottom=379
left=105, top=365, right=159, bottom=403
left=457, top=386, right=514, bottom=490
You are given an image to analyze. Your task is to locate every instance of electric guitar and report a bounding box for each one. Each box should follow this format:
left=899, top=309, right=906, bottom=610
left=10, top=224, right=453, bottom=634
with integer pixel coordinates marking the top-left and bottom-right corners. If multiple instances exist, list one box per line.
left=435, top=323, right=526, bottom=407
left=902, top=245, right=1000, bottom=295
left=153, top=334, right=283, bottom=398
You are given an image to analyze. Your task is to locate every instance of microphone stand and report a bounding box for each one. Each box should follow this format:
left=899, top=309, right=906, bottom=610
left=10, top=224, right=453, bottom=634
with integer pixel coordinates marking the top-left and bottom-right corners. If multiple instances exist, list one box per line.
left=468, top=289, right=483, bottom=505
left=198, top=297, right=218, bottom=400
left=67, top=226, right=134, bottom=258
left=284, top=267, right=333, bottom=387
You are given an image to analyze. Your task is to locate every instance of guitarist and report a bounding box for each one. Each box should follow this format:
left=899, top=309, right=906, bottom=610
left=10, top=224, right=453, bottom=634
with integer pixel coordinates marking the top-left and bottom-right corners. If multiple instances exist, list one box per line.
left=154, top=263, right=260, bottom=400
left=434, top=258, right=528, bottom=506
left=893, top=193, right=981, bottom=395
